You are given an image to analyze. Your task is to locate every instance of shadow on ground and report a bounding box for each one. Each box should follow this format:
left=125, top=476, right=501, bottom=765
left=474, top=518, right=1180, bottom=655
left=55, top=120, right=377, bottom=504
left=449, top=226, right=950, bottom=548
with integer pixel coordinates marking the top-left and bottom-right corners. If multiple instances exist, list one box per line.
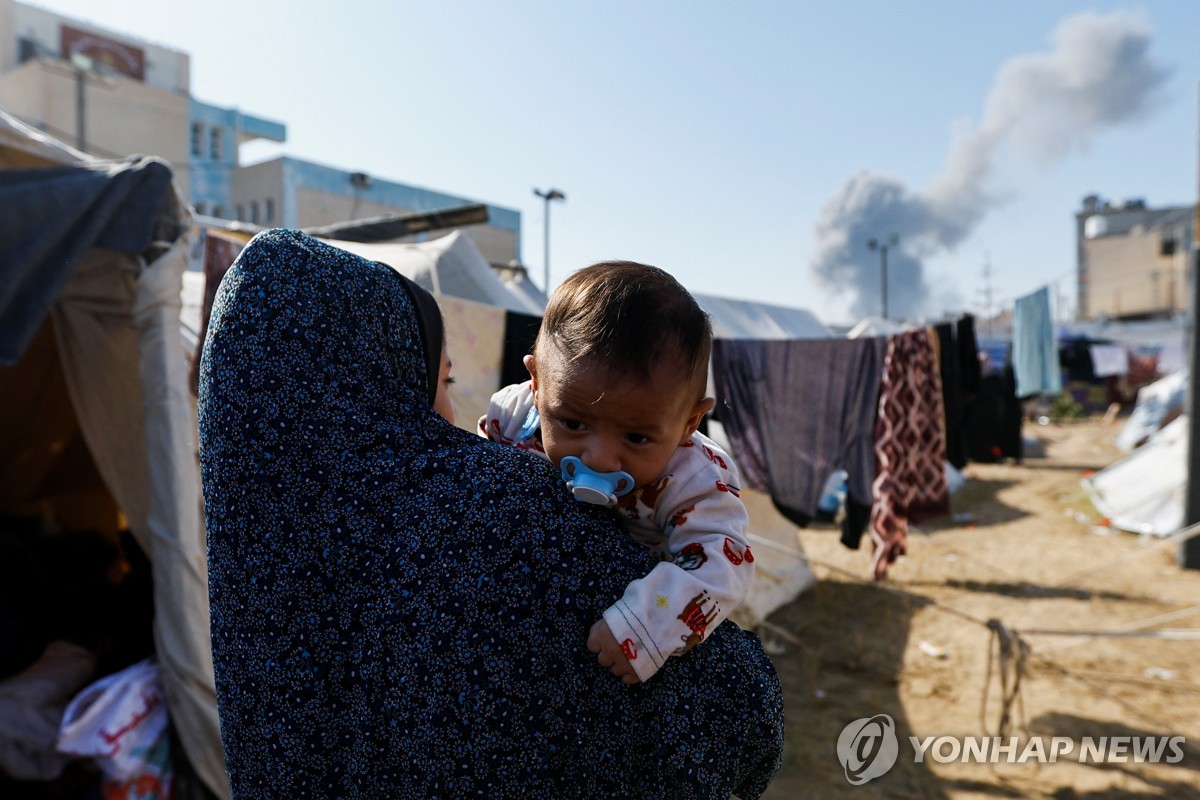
left=761, top=579, right=948, bottom=800
left=919, top=479, right=1029, bottom=532
left=920, top=579, right=1135, bottom=603
left=1031, top=712, right=1200, bottom=799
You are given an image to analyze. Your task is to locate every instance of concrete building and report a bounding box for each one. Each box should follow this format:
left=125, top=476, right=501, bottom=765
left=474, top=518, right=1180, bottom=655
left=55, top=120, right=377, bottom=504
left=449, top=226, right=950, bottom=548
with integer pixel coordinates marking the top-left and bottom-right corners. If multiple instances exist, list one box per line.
left=188, top=100, right=286, bottom=220
left=1076, top=194, right=1195, bottom=321
left=231, top=156, right=521, bottom=267
left=0, top=0, right=192, bottom=189
left=0, top=0, right=521, bottom=266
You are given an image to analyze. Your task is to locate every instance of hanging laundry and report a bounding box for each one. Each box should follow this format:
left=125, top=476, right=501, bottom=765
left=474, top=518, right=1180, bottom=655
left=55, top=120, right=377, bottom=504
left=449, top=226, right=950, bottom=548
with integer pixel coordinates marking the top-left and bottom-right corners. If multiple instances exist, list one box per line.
left=1060, top=337, right=1098, bottom=383
left=965, top=360, right=1023, bottom=464
left=869, top=329, right=951, bottom=581
left=935, top=316, right=981, bottom=471
left=1012, top=287, right=1062, bottom=397
left=1088, top=343, right=1129, bottom=377
left=1159, top=337, right=1186, bottom=374
left=712, top=336, right=886, bottom=527
left=956, top=314, right=982, bottom=398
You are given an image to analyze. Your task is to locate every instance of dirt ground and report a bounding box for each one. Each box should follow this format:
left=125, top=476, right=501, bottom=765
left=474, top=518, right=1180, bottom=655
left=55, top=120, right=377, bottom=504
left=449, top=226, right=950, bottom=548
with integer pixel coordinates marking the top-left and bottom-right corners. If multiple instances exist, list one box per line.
left=759, top=417, right=1200, bottom=799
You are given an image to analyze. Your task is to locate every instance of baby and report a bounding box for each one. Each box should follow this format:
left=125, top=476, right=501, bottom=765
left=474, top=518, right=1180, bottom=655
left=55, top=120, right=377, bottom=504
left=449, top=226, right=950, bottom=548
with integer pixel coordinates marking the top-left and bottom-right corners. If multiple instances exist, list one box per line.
left=480, top=261, right=754, bottom=683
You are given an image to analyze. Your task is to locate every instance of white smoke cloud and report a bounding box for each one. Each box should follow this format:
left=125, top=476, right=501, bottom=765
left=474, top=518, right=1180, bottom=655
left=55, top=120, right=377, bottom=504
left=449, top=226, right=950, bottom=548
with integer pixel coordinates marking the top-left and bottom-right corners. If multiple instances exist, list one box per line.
left=811, top=11, right=1170, bottom=321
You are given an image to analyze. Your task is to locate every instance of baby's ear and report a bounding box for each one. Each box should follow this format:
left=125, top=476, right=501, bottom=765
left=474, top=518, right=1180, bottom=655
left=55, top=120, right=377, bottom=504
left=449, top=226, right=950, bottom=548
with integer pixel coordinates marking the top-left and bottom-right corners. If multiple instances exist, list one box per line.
left=682, top=397, right=717, bottom=442
left=523, top=354, right=538, bottom=391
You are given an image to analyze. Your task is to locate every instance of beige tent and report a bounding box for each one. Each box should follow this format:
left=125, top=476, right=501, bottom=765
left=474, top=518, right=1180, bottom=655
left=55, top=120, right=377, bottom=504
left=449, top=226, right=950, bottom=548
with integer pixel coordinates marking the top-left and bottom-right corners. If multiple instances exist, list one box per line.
left=0, top=110, right=228, bottom=797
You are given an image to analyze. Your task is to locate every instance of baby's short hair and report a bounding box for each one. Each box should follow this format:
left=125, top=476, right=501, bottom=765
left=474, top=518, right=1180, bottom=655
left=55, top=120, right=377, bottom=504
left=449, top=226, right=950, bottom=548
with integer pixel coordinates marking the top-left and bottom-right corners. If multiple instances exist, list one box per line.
left=535, top=260, right=712, bottom=395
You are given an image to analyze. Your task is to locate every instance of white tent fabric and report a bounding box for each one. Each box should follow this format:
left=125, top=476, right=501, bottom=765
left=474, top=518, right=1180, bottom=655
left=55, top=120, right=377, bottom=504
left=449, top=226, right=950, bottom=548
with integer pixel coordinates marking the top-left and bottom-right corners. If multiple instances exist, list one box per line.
left=730, top=488, right=818, bottom=629
left=846, top=316, right=912, bottom=339
left=693, top=293, right=832, bottom=340
left=322, top=232, right=546, bottom=315
left=705, top=420, right=817, bottom=625
left=0, top=109, right=89, bottom=167
left=0, top=112, right=228, bottom=797
left=1083, top=415, right=1187, bottom=536
left=1115, top=369, right=1187, bottom=452
left=501, top=272, right=548, bottom=314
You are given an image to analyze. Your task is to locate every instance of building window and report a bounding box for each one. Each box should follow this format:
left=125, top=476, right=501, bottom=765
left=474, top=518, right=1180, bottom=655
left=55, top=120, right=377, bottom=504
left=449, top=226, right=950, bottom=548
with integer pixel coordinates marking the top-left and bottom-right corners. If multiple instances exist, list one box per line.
left=235, top=204, right=245, bottom=222
left=212, top=205, right=224, bottom=219
left=191, top=123, right=204, bottom=157
left=194, top=201, right=207, bottom=216
left=264, top=198, right=275, bottom=223
left=210, top=126, right=222, bottom=160
left=250, top=201, right=260, bottom=225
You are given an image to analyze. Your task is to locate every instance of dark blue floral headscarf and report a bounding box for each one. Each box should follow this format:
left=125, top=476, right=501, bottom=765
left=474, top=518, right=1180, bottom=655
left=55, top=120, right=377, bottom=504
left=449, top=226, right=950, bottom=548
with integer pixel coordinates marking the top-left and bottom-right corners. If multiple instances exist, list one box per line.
left=199, top=229, right=783, bottom=799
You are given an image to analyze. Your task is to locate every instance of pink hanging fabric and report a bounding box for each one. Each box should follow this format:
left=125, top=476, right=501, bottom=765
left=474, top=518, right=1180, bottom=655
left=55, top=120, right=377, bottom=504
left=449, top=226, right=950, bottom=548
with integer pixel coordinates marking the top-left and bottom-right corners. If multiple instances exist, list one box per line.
left=869, top=329, right=951, bottom=580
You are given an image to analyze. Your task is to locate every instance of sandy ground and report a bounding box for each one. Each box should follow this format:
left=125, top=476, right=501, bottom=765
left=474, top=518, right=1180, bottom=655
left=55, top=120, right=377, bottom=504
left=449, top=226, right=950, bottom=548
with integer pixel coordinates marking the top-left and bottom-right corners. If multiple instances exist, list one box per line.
left=758, top=417, right=1200, bottom=799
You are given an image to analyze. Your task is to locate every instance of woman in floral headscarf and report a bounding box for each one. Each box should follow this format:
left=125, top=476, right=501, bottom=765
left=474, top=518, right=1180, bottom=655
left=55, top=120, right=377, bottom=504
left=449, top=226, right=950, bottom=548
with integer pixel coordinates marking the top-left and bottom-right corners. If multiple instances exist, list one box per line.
left=199, top=229, right=783, bottom=799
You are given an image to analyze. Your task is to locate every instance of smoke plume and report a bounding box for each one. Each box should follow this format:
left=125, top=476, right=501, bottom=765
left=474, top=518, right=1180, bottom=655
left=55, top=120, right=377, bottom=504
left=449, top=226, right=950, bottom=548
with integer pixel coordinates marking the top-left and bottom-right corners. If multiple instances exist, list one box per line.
left=811, top=11, right=1170, bottom=321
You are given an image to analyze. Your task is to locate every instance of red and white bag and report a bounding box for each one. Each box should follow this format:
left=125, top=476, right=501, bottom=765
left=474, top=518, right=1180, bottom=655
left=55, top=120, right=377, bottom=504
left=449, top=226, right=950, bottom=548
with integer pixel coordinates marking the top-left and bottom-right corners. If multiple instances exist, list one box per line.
left=57, top=658, right=174, bottom=800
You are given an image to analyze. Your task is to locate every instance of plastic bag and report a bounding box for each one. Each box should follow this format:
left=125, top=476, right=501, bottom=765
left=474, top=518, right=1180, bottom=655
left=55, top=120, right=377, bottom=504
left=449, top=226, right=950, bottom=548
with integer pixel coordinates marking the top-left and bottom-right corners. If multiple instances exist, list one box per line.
left=57, top=658, right=174, bottom=800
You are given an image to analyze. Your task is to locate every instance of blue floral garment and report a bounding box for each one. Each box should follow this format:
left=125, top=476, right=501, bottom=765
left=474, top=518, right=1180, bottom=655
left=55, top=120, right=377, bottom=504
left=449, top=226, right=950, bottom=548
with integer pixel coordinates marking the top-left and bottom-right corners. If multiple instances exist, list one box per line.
left=198, top=229, right=783, bottom=799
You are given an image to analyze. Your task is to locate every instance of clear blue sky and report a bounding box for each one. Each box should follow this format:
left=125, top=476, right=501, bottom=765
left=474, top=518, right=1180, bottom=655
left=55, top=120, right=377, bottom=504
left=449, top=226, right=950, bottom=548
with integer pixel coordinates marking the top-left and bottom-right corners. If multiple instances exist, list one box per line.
left=34, top=0, right=1200, bottom=325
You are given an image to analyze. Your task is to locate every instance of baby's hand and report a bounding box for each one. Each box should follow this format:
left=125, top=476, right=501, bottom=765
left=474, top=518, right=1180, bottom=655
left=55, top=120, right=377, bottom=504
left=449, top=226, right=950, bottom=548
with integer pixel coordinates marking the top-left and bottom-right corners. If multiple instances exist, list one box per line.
left=587, top=619, right=640, bottom=684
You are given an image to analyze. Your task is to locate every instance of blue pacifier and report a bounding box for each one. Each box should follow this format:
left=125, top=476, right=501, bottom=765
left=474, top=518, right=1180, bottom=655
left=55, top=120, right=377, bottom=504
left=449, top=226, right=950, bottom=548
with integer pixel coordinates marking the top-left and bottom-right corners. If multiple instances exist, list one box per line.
left=560, top=456, right=634, bottom=507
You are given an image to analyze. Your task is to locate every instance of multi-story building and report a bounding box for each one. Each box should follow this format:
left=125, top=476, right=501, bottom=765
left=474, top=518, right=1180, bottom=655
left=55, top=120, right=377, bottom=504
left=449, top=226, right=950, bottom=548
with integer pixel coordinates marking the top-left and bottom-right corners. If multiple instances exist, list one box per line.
left=0, top=0, right=521, bottom=266
left=230, top=156, right=521, bottom=267
left=1076, top=194, right=1194, bottom=321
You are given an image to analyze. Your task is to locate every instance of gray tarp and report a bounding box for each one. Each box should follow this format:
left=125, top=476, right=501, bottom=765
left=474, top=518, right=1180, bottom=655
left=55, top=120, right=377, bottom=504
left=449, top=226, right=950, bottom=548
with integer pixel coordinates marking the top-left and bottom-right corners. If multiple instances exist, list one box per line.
left=0, top=155, right=175, bottom=366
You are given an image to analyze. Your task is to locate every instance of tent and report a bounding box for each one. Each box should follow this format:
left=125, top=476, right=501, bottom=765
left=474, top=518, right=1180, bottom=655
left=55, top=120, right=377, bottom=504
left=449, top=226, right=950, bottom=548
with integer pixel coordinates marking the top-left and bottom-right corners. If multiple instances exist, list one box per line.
left=1115, top=369, right=1187, bottom=452
left=0, top=110, right=228, bottom=797
left=1082, top=415, right=1187, bottom=536
left=325, top=232, right=545, bottom=315
left=693, top=293, right=832, bottom=340
left=845, top=316, right=912, bottom=339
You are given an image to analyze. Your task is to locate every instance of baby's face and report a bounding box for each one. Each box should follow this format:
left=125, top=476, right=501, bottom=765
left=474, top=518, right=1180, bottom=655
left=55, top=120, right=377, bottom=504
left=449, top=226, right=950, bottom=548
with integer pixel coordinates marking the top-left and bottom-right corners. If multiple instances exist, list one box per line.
left=525, top=347, right=712, bottom=489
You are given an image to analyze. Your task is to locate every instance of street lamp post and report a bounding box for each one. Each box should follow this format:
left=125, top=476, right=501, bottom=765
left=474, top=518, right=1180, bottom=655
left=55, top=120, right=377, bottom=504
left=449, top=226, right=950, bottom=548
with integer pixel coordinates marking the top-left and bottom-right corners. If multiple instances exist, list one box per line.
left=70, top=52, right=94, bottom=152
left=867, top=234, right=899, bottom=320
left=534, top=187, right=566, bottom=293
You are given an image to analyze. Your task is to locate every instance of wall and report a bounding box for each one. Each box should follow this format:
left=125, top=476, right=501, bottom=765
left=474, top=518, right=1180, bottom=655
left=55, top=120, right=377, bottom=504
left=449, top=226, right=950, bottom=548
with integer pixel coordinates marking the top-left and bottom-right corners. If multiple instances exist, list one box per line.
left=0, top=57, right=190, bottom=196
left=188, top=99, right=286, bottom=216
left=6, top=0, right=189, bottom=92
left=1076, top=201, right=1194, bottom=322
left=229, top=156, right=522, bottom=266
left=1083, top=231, right=1185, bottom=318
left=229, top=157, right=284, bottom=224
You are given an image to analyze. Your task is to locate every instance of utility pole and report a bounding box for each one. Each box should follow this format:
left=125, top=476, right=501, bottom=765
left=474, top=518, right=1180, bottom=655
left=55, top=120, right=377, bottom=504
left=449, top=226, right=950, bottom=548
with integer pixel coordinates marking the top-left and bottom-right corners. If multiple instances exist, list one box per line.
left=978, top=253, right=996, bottom=337
left=867, top=234, right=898, bottom=320
left=71, top=53, right=92, bottom=152
left=533, top=187, right=565, bottom=293
left=1182, top=81, right=1200, bottom=569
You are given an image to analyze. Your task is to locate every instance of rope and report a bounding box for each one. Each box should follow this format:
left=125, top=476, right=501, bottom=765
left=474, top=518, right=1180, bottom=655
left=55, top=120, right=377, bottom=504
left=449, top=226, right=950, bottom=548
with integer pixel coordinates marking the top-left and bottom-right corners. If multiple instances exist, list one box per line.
left=1053, top=520, right=1200, bottom=588
left=745, top=531, right=809, bottom=560
left=1029, top=654, right=1200, bottom=758
left=1033, top=604, right=1200, bottom=652
left=979, top=619, right=1029, bottom=738
left=801, top=556, right=1193, bottom=745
